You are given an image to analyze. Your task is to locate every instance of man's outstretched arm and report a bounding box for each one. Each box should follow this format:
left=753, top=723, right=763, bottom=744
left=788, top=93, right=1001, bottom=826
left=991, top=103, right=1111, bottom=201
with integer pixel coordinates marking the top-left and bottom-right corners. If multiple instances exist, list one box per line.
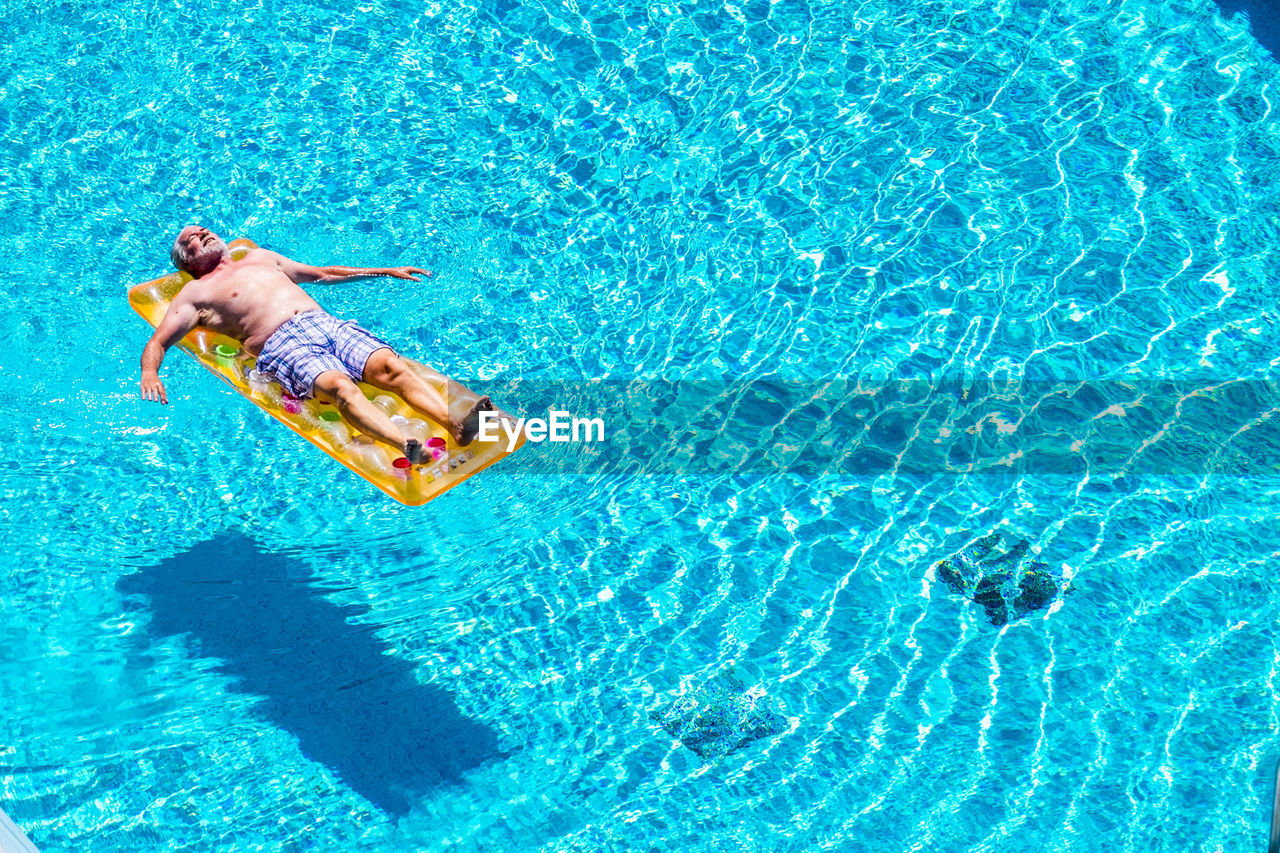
left=140, top=301, right=199, bottom=405
left=258, top=249, right=430, bottom=284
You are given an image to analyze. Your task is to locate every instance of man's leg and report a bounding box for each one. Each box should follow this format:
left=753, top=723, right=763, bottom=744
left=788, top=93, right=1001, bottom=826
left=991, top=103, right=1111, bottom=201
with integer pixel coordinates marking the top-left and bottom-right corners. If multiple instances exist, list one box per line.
left=361, top=349, right=491, bottom=445
left=313, top=370, right=424, bottom=462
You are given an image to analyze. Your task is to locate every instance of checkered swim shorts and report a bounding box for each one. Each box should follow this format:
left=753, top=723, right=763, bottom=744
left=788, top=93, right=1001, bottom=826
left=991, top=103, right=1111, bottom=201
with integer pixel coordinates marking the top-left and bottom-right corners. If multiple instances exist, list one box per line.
left=255, top=310, right=392, bottom=398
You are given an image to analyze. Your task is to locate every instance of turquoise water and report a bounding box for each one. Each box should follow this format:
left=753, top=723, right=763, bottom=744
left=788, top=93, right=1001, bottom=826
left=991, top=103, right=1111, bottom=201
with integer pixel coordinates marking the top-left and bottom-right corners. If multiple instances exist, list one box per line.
left=3, top=0, right=1280, bottom=848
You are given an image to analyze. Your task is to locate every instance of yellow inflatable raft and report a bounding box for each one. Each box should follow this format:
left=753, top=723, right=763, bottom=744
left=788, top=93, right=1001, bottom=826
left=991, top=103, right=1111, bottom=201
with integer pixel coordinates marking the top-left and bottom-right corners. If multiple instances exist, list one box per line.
left=128, top=238, right=524, bottom=506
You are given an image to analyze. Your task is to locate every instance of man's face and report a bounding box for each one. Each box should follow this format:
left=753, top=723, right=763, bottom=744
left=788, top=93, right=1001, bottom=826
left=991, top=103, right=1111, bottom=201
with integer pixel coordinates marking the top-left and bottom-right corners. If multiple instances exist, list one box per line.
left=177, top=225, right=227, bottom=275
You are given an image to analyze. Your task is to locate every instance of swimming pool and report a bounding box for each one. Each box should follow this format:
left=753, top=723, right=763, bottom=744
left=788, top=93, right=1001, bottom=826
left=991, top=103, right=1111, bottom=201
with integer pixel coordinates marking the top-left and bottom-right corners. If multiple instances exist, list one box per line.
left=2, top=0, right=1279, bottom=848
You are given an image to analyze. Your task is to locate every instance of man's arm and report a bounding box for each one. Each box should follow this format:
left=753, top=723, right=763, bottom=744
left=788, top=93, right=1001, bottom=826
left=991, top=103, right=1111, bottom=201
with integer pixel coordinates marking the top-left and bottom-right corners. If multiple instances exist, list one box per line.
left=140, top=300, right=199, bottom=405
left=257, top=249, right=430, bottom=284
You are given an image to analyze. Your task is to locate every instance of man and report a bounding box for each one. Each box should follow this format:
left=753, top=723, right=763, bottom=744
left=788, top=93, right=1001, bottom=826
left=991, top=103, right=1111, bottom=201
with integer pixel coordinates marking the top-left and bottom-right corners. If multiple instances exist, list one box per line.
left=140, top=225, right=490, bottom=464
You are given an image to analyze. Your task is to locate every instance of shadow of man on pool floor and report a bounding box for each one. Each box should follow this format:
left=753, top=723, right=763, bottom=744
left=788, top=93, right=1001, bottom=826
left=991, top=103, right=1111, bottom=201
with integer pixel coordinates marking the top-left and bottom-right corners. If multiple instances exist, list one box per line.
left=118, top=531, right=504, bottom=816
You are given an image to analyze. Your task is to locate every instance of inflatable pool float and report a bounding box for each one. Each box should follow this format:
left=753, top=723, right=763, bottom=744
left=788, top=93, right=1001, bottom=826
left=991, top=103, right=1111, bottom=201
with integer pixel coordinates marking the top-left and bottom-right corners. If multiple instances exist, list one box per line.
left=127, top=238, right=524, bottom=506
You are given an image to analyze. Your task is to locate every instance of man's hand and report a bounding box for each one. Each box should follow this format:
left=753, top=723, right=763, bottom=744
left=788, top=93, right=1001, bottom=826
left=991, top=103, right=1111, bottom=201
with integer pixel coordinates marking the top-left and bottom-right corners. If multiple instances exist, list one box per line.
left=140, top=301, right=196, bottom=405
left=386, top=266, right=432, bottom=281
left=141, top=374, right=169, bottom=405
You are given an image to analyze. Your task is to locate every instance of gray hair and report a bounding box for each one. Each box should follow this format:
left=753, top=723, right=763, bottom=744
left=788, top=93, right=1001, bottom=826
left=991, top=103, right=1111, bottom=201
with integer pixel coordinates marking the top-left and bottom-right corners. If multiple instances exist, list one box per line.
left=171, top=228, right=195, bottom=272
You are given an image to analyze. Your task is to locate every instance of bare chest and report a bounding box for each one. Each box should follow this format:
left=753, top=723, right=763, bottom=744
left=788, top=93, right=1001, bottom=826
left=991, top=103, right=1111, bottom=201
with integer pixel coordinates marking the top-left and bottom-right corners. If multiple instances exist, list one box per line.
left=187, top=264, right=320, bottom=350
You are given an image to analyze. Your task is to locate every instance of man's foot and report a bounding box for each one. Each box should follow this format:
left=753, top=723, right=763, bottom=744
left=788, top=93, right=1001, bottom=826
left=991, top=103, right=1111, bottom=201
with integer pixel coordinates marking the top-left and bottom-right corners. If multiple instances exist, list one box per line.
left=405, top=438, right=426, bottom=464
left=454, top=396, right=493, bottom=446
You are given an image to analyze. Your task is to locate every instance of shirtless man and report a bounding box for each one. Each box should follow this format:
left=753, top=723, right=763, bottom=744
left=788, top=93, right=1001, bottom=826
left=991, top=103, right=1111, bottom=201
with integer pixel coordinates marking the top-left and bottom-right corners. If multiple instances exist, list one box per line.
left=140, top=225, right=490, bottom=463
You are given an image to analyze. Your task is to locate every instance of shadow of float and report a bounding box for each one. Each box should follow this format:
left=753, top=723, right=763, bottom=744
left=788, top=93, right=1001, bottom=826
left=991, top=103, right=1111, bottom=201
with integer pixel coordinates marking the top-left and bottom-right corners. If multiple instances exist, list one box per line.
left=117, top=531, right=503, bottom=816
left=1212, top=0, right=1280, bottom=60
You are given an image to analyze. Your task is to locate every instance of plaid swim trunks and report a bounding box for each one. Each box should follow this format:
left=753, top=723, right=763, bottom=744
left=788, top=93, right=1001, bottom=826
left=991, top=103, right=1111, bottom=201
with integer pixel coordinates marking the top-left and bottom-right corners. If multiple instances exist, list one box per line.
left=255, top=310, right=393, bottom=398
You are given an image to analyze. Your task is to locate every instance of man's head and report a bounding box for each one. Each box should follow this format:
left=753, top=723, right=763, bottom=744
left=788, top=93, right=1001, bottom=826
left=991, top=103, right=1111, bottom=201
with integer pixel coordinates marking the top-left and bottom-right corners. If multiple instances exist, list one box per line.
left=171, top=225, right=229, bottom=277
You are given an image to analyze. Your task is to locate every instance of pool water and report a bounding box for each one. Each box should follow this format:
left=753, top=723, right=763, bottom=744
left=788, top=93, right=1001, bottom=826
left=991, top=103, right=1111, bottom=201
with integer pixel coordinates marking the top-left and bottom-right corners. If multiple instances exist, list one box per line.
left=2, top=0, right=1280, bottom=849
